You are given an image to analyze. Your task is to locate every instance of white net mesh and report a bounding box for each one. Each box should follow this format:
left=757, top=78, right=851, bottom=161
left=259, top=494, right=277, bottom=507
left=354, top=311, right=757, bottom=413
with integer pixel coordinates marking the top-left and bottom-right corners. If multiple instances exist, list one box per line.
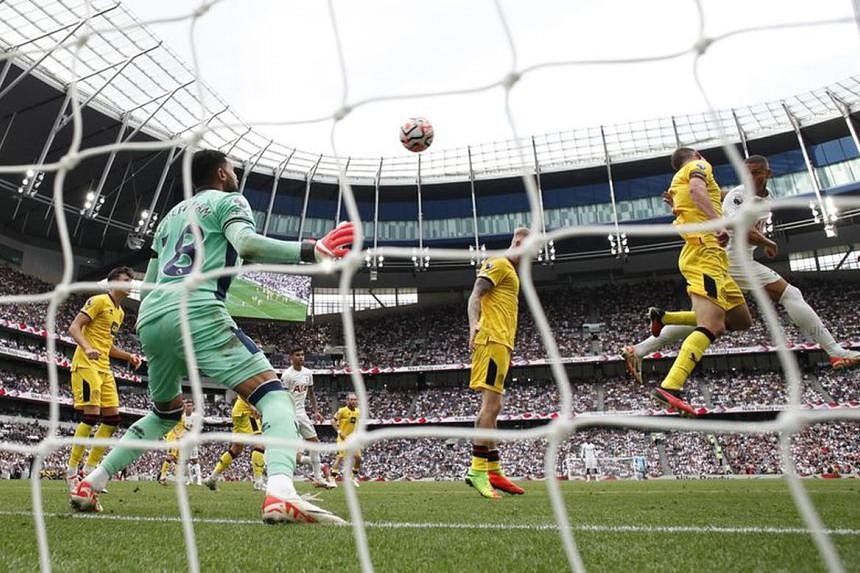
left=0, top=1, right=859, bottom=572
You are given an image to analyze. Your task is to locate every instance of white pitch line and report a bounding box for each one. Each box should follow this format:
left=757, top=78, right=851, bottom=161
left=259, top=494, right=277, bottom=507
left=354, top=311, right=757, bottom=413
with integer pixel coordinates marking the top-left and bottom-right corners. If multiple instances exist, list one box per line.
left=0, top=510, right=858, bottom=536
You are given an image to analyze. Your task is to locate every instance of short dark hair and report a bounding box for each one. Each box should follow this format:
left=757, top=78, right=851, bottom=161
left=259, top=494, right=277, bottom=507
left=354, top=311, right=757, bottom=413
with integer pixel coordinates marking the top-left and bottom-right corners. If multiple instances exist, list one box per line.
left=745, top=155, right=769, bottom=168
left=671, top=147, right=698, bottom=171
left=107, top=266, right=134, bottom=282
left=191, top=149, right=228, bottom=189
left=290, top=346, right=304, bottom=355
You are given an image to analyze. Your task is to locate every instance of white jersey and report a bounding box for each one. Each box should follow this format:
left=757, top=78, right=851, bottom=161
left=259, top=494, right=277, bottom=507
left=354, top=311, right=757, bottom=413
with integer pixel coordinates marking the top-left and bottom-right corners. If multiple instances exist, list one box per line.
left=183, top=412, right=201, bottom=432
left=281, top=366, right=313, bottom=414
left=580, top=443, right=597, bottom=462
left=721, top=185, right=770, bottom=258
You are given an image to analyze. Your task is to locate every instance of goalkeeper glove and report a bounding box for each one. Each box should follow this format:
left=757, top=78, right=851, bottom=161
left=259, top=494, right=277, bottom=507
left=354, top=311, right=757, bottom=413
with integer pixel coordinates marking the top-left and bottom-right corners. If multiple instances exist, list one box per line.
left=301, top=222, right=355, bottom=262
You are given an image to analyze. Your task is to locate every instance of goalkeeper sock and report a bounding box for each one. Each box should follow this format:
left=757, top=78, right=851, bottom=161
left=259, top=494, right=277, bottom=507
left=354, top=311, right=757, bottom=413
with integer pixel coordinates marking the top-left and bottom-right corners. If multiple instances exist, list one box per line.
left=67, top=419, right=95, bottom=475
left=83, top=422, right=118, bottom=472
left=159, top=460, right=171, bottom=480
left=487, top=449, right=500, bottom=472
left=252, top=383, right=298, bottom=479
left=470, top=445, right=489, bottom=472
left=91, top=406, right=182, bottom=489
left=663, top=311, right=697, bottom=326
left=213, top=451, right=234, bottom=477
left=251, top=448, right=266, bottom=480
left=660, top=327, right=715, bottom=391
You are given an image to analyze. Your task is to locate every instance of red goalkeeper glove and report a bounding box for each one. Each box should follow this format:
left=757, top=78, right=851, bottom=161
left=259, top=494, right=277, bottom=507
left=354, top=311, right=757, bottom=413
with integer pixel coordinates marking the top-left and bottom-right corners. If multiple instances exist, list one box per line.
left=313, top=222, right=355, bottom=261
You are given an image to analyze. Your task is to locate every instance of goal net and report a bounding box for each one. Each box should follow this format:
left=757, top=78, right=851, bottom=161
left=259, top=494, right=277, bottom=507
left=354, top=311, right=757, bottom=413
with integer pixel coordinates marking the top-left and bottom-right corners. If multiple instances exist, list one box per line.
left=0, top=1, right=859, bottom=572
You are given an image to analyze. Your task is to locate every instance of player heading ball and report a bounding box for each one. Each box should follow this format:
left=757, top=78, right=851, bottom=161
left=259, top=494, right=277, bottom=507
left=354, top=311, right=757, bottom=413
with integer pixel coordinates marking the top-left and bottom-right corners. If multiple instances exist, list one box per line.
left=71, top=150, right=354, bottom=524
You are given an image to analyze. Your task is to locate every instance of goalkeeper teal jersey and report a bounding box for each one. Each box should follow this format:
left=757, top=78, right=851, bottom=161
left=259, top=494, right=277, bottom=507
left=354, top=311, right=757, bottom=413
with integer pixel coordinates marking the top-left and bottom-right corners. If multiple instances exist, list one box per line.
left=137, top=189, right=256, bottom=327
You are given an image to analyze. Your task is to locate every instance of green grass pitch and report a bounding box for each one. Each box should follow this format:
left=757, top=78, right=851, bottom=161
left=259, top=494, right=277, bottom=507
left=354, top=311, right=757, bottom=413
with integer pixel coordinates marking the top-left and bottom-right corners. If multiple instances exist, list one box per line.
left=224, top=276, right=307, bottom=322
left=0, top=480, right=858, bottom=571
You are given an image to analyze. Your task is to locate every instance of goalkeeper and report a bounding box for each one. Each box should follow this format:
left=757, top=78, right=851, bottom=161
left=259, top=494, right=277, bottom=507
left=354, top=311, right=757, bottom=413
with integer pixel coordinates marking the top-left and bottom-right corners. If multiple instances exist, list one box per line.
left=71, top=149, right=354, bottom=524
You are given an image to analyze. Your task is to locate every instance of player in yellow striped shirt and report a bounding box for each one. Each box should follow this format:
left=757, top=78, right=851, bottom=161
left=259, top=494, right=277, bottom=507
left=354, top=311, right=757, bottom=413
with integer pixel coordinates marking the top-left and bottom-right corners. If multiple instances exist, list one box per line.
left=65, top=267, right=141, bottom=491
left=330, top=394, right=361, bottom=487
left=465, top=227, right=529, bottom=499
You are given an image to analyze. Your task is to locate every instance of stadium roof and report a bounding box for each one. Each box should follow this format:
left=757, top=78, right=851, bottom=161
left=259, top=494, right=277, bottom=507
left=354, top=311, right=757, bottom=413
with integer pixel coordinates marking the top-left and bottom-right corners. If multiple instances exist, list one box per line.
left=1, top=0, right=860, bottom=185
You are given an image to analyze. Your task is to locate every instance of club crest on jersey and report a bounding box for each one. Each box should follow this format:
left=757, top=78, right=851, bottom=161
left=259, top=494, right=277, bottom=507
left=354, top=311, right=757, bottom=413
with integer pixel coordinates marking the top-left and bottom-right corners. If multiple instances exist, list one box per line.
left=733, top=195, right=743, bottom=205
left=695, top=162, right=706, bottom=171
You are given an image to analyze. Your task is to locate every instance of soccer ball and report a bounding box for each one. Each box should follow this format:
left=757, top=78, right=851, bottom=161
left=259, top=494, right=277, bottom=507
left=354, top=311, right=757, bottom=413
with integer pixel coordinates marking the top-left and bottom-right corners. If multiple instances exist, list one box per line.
left=399, top=117, right=434, bottom=152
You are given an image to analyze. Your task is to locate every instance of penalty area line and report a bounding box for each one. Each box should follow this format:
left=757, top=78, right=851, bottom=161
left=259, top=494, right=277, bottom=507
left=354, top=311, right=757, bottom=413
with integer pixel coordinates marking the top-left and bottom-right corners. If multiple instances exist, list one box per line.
left=0, top=511, right=858, bottom=535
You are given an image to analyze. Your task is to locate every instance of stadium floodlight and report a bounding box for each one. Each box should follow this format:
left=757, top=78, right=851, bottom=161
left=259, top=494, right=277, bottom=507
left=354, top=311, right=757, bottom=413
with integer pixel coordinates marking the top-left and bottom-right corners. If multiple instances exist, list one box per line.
left=365, top=250, right=384, bottom=273
left=133, top=209, right=159, bottom=234
left=469, top=243, right=488, bottom=269
left=413, top=247, right=430, bottom=270
left=538, top=239, right=556, bottom=265
left=608, top=233, right=628, bottom=259
left=19, top=170, right=44, bottom=198
left=80, top=191, right=107, bottom=218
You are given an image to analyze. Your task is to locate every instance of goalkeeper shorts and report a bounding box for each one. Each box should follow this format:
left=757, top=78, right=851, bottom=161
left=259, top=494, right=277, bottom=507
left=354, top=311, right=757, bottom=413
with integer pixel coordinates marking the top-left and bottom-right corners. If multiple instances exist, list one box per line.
left=140, top=304, right=273, bottom=404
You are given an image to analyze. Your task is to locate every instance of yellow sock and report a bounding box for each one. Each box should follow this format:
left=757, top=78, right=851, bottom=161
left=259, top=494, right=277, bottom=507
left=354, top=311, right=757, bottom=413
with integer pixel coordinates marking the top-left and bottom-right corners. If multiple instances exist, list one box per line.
left=470, top=445, right=489, bottom=472
left=470, top=456, right=488, bottom=472
left=251, top=449, right=265, bottom=480
left=663, top=311, right=697, bottom=326
left=67, top=421, right=94, bottom=474
left=159, top=460, right=171, bottom=480
left=214, top=451, right=234, bottom=475
left=84, top=423, right=117, bottom=470
left=661, top=328, right=714, bottom=391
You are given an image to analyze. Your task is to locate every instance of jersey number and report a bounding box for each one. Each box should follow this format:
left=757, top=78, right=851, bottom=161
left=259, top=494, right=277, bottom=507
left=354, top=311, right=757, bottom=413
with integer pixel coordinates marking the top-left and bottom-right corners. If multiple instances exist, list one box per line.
left=163, top=225, right=198, bottom=277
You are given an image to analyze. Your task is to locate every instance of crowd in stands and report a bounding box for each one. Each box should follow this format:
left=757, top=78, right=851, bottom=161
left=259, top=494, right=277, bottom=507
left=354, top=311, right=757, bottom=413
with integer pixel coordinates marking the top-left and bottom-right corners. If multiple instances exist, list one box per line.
left=2, top=265, right=860, bottom=373
left=817, top=370, right=859, bottom=403
left=1, top=265, right=858, bottom=481
left=3, top=417, right=856, bottom=481
left=0, top=364, right=853, bottom=422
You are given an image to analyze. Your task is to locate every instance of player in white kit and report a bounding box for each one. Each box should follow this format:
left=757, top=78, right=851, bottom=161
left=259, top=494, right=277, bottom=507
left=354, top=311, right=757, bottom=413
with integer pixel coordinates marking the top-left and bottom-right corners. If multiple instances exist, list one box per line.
left=281, top=347, right=334, bottom=489
left=622, top=155, right=860, bottom=383
left=580, top=441, right=598, bottom=481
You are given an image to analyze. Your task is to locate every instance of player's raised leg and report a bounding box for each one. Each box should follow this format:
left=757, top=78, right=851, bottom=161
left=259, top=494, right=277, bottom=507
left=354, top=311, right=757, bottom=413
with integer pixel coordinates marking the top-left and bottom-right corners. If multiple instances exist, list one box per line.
left=764, top=279, right=860, bottom=369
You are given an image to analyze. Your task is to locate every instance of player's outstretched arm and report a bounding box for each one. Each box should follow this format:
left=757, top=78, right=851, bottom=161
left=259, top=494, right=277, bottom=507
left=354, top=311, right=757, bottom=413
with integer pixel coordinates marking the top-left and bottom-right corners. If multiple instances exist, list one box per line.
left=224, top=221, right=354, bottom=264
